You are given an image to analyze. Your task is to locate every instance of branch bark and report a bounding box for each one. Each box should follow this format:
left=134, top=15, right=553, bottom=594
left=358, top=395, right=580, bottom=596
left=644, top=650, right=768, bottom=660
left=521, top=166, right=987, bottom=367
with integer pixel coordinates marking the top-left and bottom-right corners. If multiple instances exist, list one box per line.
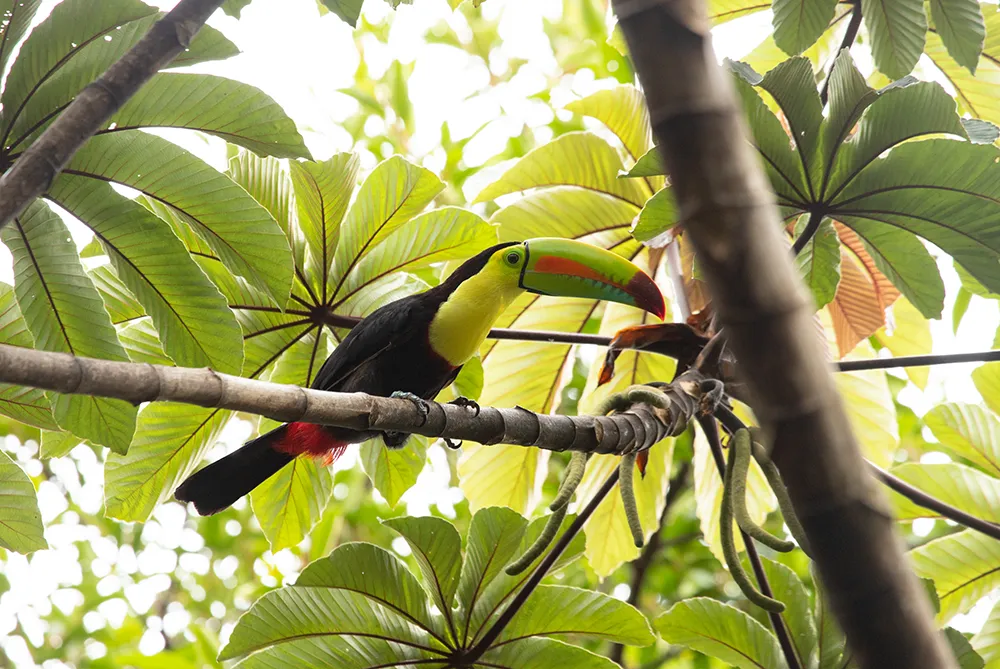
left=610, top=1, right=956, bottom=667
left=0, top=0, right=226, bottom=229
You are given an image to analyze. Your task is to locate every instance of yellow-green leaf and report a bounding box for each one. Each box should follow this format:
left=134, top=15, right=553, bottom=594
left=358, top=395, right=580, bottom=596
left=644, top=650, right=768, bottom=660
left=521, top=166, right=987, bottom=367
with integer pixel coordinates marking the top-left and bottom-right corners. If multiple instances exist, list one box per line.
left=875, top=298, right=932, bottom=389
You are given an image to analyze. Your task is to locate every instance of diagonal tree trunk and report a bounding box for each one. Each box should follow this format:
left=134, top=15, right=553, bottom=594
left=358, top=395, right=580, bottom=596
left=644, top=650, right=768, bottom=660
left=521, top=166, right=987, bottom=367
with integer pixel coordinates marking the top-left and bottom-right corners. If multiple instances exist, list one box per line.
left=609, top=1, right=957, bottom=667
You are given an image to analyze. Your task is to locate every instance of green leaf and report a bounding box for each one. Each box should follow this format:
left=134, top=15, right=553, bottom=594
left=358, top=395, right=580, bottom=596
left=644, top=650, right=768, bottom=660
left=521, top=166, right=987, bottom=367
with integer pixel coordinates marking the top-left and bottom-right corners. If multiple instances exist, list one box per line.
left=383, top=515, right=463, bottom=621
left=973, top=363, right=1000, bottom=418
left=925, top=9, right=1000, bottom=128
left=2, top=201, right=135, bottom=453
left=222, top=0, right=253, bottom=17
left=924, top=402, right=1000, bottom=477
left=912, top=529, right=1000, bottom=622
left=930, top=0, right=985, bottom=73
left=758, top=57, right=825, bottom=179
left=708, top=0, right=771, bottom=24
left=0, top=449, right=46, bottom=553
left=333, top=207, right=497, bottom=306
left=814, top=575, right=848, bottom=669
left=962, top=118, right=1000, bottom=144
left=289, top=154, right=360, bottom=299
left=971, top=599, right=1000, bottom=666
left=620, top=147, right=665, bottom=178
left=946, top=627, right=987, bottom=669
left=772, top=0, right=838, bottom=55
left=457, top=507, right=528, bottom=627
left=452, top=355, right=484, bottom=402
left=565, top=85, right=656, bottom=166
left=106, top=73, right=310, bottom=158
left=475, top=132, right=649, bottom=207
left=759, top=558, right=817, bottom=668
left=329, top=156, right=444, bottom=302
left=953, top=286, right=973, bottom=333
left=832, top=140, right=1000, bottom=295
left=0, top=0, right=156, bottom=141
left=89, top=264, right=145, bottom=325
left=320, top=0, right=364, bottom=27
left=480, top=637, right=621, bottom=669
left=360, top=437, right=427, bottom=507
left=497, top=585, right=655, bottom=646
left=219, top=587, right=442, bottom=663
left=862, top=0, right=928, bottom=78
left=117, top=317, right=174, bottom=366
left=875, top=297, right=933, bottom=388
left=40, top=430, right=81, bottom=459
left=827, top=82, right=967, bottom=197
left=795, top=216, right=841, bottom=309
left=251, top=456, right=334, bottom=552
left=834, top=348, right=899, bottom=468
left=0, top=1, right=42, bottom=76
left=295, top=542, right=442, bottom=637
left=655, top=597, right=785, bottom=669
left=104, top=405, right=229, bottom=522
left=820, top=51, right=878, bottom=171
left=2, top=1, right=237, bottom=151
left=48, top=175, right=244, bottom=374
left=389, top=61, right=413, bottom=130
left=0, top=282, right=58, bottom=430
left=633, top=187, right=679, bottom=247
left=66, top=131, right=293, bottom=305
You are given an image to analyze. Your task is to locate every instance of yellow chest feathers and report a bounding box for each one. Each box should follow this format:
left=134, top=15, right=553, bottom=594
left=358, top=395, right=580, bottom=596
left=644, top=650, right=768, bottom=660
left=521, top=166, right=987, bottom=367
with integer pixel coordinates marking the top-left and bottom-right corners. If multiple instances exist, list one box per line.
left=427, top=263, right=524, bottom=366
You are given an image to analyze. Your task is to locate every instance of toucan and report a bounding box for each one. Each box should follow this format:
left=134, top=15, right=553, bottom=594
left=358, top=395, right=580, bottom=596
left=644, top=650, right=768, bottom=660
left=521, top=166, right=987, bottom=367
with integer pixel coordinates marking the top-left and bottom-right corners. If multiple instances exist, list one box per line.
left=174, top=238, right=665, bottom=515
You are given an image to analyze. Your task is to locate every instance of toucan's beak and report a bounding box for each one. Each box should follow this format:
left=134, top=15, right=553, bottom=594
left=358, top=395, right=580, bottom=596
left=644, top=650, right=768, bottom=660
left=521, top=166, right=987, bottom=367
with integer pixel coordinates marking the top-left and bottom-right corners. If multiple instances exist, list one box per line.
left=519, top=238, right=666, bottom=319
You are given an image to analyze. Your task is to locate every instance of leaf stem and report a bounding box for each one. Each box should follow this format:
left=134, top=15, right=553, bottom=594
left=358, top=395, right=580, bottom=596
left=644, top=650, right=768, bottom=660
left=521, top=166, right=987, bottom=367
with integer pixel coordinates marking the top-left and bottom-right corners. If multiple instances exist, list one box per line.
left=699, top=416, right=803, bottom=669
left=820, top=0, right=863, bottom=106
left=463, top=469, right=621, bottom=661
left=791, top=211, right=824, bottom=255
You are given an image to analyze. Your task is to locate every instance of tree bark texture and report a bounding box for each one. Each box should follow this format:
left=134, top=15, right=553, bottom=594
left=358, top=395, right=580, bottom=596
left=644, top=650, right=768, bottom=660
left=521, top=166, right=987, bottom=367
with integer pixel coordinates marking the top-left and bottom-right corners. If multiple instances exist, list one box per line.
left=610, top=1, right=956, bottom=667
left=0, top=0, right=226, bottom=229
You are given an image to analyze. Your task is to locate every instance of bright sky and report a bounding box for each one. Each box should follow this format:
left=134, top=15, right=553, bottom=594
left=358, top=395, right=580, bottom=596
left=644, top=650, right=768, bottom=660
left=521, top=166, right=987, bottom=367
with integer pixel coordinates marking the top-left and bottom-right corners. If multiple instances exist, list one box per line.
left=0, top=0, right=997, bottom=665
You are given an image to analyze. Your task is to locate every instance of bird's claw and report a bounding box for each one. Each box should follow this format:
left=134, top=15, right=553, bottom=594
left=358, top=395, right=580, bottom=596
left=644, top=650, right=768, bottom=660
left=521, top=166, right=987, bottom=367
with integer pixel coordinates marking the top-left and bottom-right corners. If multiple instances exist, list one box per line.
left=449, top=396, right=480, bottom=416
left=442, top=437, right=463, bottom=450
left=391, top=391, right=431, bottom=426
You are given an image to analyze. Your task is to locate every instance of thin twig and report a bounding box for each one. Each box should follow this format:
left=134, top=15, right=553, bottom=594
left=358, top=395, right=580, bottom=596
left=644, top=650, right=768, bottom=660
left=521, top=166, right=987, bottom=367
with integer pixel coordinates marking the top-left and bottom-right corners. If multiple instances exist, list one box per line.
left=609, top=461, right=692, bottom=666
left=870, top=464, right=1000, bottom=541
left=0, top=0, right=227, bottom=229
left=699, top=417, right=802, bottom=669
left=820, top=0, right=863, bottom=105
left=463, top=470, right=622, bottom=661
left=835, top=350, right=1000, bottom=371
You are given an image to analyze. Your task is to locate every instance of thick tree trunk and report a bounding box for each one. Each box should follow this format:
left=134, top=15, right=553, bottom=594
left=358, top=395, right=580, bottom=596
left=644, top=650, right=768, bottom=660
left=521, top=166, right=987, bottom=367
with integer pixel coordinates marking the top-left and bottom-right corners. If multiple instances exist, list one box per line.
left=609, top=1, right=957, bottom=667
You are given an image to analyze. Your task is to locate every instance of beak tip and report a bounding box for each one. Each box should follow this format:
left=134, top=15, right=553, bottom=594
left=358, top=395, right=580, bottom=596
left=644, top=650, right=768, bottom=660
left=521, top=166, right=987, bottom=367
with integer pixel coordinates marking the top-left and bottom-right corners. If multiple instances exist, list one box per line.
left=628, top=273, right=666, bottom=320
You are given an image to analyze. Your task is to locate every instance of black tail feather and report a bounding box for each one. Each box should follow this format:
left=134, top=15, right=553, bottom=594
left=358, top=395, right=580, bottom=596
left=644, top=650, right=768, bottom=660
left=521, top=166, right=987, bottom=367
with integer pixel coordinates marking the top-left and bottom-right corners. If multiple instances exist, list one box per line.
left=175, top=425, right=294, bottom=516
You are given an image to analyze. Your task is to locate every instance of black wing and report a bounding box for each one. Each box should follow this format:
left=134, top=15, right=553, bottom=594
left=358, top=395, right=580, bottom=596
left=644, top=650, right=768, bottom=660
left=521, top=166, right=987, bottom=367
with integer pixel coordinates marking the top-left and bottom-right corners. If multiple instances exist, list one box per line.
left=311, top=296, right=420, bottom=392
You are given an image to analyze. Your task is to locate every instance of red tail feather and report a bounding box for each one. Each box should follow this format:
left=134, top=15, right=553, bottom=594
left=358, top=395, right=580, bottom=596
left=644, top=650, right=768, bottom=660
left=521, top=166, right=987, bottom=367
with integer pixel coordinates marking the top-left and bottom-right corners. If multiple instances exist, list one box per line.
left=275, top=422, right=347, bottom=464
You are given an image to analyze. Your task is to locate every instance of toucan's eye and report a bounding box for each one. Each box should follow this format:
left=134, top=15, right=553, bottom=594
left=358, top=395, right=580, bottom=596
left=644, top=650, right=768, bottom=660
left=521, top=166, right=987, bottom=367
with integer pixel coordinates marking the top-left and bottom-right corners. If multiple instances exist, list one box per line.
left=505, top=251, right=521, bottom=265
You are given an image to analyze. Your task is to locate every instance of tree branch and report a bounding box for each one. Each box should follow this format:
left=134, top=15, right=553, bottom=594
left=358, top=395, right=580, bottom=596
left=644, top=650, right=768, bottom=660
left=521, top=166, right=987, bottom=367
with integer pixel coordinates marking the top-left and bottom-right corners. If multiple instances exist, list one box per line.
left=610, top=0, right=956, bottom=666
left=0, top=343, right=678, bottom=456
left=0, top=0, right=226, bottom=229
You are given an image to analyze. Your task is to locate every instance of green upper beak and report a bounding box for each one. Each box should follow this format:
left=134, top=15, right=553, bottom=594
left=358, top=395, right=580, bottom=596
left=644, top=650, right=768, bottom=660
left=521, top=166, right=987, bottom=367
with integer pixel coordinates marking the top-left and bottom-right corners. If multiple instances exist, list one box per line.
left=518, top=238, right=666, bottom=319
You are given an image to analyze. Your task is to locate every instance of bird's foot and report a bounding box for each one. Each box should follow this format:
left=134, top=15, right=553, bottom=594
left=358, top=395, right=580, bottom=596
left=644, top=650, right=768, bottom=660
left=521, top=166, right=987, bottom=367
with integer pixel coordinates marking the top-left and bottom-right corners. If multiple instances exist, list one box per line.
left=442, top=436, right=463, bottom=450
left=697, top=379, right=728, bottom=417
left=391, top=391, right=431, bottom=426
left=448, top=396, right=480, bottom=416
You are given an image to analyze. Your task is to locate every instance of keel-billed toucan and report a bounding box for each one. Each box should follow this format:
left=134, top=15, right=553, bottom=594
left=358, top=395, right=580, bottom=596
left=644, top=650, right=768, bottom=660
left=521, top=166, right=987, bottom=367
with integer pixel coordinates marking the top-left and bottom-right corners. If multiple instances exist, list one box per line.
left=174, top=238, right=665, bottom=515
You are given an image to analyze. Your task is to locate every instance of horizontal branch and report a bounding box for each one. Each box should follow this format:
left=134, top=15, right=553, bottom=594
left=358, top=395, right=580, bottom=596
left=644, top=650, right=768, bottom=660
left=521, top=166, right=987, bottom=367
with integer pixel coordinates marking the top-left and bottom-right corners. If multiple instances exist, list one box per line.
left=0, top=343, right=677, bottom=455
left=0, top=0, right=226, bottom=229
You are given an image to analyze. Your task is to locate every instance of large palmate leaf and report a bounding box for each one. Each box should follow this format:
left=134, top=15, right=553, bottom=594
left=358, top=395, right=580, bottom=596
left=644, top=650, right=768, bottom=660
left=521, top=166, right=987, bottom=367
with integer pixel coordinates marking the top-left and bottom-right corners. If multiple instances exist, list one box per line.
left=656, top=598, right=785, bottom=669
left=912, top=529, right=1000, bottom=622
left=1, top=0, right=238, bottom=152
left=47, top=175, right=244, bottom=374
left=924, top=402, right=1000, bottom=477
left=0, top=449, right=46, bottom=554
left=0, top=1, right=42, bottom=77
left=0, top=283, right=58, bottom=430
left=250, top=454, right=334, bottom=553
left=2, top=201, right=136, bottom=453
left=63, top=131, right=292, bottom=305
left=221, top=508, right=649, bottom=667
left=795, top=216, right=841, bottom=309
left=574, top=296, right=677, bottom=576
